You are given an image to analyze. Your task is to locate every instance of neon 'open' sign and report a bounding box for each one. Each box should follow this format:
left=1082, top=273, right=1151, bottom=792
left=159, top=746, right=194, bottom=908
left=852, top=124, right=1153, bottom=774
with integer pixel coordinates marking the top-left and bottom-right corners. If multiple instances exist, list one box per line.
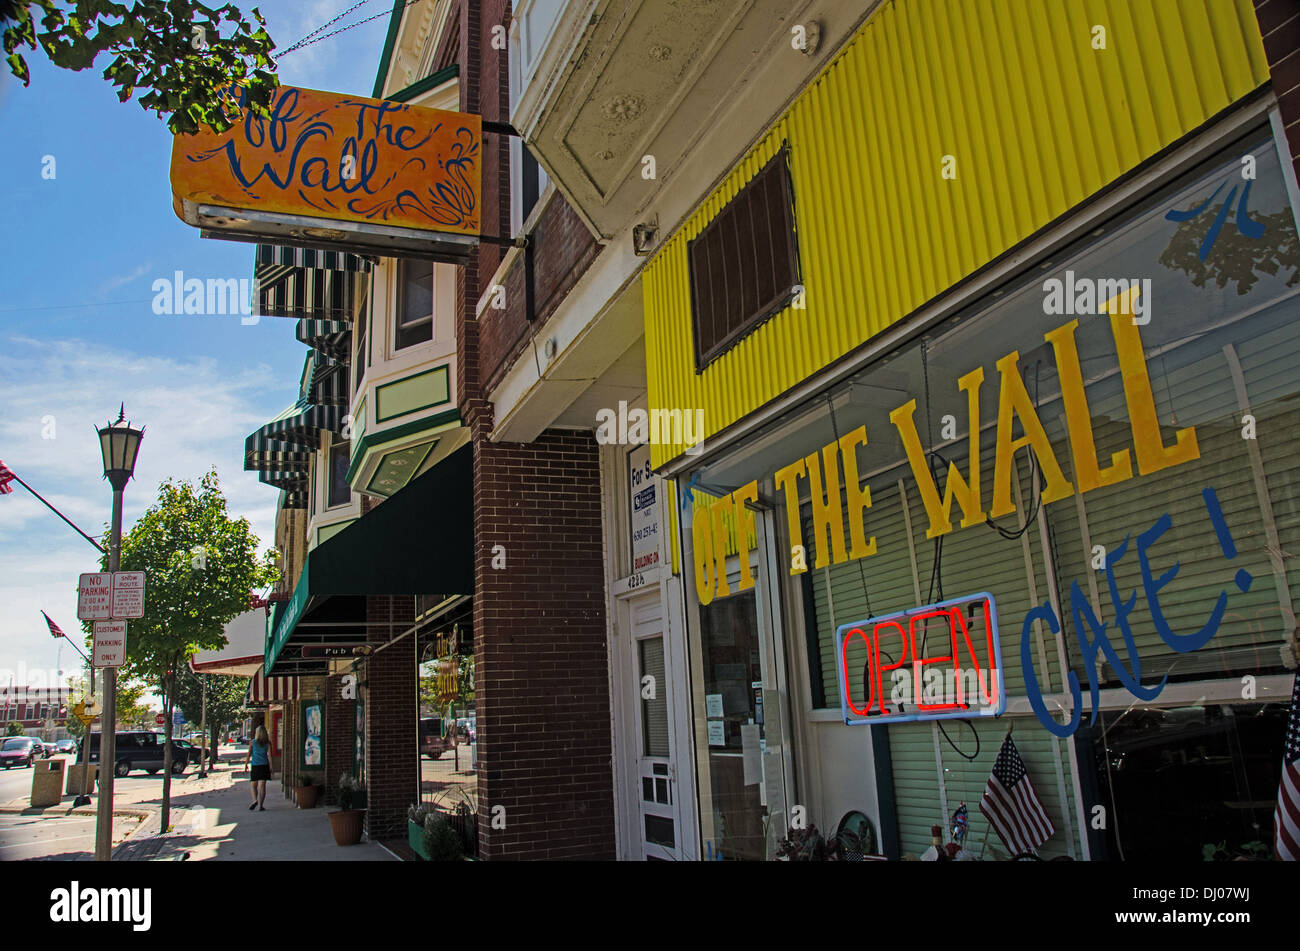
left=835, top=592, right=1005, bottom=725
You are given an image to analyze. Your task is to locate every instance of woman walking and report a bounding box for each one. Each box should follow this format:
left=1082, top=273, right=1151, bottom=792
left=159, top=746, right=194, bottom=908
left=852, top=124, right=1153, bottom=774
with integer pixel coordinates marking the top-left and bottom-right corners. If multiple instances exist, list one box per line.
left=245, top=725, right=272, bottom=811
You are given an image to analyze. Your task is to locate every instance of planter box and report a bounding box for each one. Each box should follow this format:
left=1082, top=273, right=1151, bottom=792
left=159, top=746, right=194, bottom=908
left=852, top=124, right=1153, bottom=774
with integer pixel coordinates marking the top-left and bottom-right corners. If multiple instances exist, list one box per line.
left=408, top=820, right=431, bottom=860
left=295, top=784, right=319, bottom=809
left=329, top=809, right=365, bottom=846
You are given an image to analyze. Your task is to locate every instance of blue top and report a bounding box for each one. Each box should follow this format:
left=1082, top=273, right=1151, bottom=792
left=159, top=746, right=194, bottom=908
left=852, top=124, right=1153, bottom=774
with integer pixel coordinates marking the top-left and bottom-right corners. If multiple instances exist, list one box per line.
left=249, top=740, right=270, bottom=766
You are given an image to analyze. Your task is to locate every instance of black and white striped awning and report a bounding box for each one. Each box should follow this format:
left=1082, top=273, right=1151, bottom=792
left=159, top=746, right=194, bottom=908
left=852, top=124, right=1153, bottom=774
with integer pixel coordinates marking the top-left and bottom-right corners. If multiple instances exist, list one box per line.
left=297, top=318, right=353, bottom=362
left=244, top=425, right=312, bottom=472
left=259, top=469, right=308, bottom=492
left=254, top=244, right=370, bottom=289
left=302, top=352, right=349, bottom=408
left=254, top=249, right=362, bottom=321
left=249, top=399, right=341, bottom=453
left=281, top=488, right=309, bottom=510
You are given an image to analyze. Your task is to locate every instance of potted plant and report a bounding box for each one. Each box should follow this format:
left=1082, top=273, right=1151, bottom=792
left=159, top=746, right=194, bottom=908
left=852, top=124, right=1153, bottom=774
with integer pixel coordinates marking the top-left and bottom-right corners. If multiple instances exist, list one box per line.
left=295, top=773, right=319, bottom=809
left=408, top=804, right=432, bottom=860
left=328, top=773, right=366, bottom=846
left=422, top=810, right=463, bottom=861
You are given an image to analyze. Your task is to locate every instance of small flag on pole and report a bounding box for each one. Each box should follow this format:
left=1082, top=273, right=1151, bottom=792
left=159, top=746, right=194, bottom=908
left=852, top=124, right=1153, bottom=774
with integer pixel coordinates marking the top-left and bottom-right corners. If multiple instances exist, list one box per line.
left=0, top=460, right=14, bottom=495
left=1274, top=671, right=1300, bottom=861
left=979, top=733, right=1055, bottom=856
left=41, top=611, right=65, bottom=639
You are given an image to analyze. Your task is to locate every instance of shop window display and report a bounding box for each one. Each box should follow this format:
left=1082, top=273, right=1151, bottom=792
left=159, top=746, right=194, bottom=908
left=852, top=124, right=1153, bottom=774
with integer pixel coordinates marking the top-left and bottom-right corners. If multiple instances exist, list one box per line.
left=678, top=126, right=1300, bottom=859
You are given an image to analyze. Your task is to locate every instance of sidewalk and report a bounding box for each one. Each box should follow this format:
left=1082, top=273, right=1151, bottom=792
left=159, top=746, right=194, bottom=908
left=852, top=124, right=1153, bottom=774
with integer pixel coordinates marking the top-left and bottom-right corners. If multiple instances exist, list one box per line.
left=115, top=755, right=396, bottom=861
left=3, top=752, right=396, bottom=861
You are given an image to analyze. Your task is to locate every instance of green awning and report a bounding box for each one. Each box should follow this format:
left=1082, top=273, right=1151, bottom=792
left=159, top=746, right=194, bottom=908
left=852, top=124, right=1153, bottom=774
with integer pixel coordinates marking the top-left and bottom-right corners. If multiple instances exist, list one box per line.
left=265, top=445, right=473, bottom=675
left=250, top=398, right=341, bottom=452
left=302, top=351, right=349, bottom=407
left=297, top=318, right=352, bottom=362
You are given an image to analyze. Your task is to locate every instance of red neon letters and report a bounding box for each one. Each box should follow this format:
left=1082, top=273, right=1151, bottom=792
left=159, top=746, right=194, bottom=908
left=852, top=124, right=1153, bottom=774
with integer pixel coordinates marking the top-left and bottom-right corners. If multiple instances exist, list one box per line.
left=838, top=594, right=1002, bottom=723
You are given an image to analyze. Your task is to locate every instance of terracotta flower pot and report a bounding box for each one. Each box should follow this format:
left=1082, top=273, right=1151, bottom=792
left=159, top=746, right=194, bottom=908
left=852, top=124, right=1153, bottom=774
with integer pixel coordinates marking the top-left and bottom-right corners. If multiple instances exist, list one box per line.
left=295, top=784, right=319, bottom=809
left=329, top=808, right=365, bottom=846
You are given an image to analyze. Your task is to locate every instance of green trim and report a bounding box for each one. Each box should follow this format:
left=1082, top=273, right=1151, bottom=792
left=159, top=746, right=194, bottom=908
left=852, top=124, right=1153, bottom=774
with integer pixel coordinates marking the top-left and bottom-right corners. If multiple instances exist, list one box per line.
left=372, top=0, right=407, bottom=98
left=316, top=519, right=355, bottom=546
left=365, top=440, right=436, bottom=497
left=387, top=64, right=460, bottom=103
left=375, top=366, right=451, bottom=423
left=345, top=408, right=461, bottom=483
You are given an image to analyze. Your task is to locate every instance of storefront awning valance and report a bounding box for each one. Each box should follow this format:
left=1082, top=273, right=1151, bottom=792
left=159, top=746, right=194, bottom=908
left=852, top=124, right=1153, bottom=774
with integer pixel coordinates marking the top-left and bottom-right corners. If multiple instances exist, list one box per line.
left=297, top=318, right=353, bottom=362
left=245, top=668, right=300, bottom=706
left=250, top=398, right=341, bottom=451
left=244, top=423, right=312, bottom=472
left=265, top=445, right=473, bottom=675
left=281, top=488, right=308, bottom=510
left=260, top=469, right=308, bottom=492
left=255, top=243, right=371, bottom=280
left=255, top=259, right=360, bottom=321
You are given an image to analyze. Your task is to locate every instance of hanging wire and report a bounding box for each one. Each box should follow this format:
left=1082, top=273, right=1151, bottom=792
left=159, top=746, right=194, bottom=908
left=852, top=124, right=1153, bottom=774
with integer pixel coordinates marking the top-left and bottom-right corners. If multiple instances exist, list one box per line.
left=278, top=0, right=424, bottom=58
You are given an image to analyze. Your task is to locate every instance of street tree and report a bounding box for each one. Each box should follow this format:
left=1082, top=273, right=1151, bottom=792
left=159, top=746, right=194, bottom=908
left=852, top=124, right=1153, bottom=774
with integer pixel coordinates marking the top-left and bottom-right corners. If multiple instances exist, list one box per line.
left=5, top=722, right=24, bottom=736
left=173, top=664, right=247, bottom=764
left=101, top=468, right=277, bottom=830
left=1, top=0, right=278, bottom=134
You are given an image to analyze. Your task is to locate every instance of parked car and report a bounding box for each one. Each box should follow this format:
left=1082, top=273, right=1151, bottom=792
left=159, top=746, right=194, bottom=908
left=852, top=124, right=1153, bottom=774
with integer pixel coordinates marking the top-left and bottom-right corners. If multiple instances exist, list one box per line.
left=419, top=717, right=450, bottom=760
left=54, top=739, right=77, bottom=755
left=80, top=731, right=189, bottom=777
left=0, top=736, right=41, bottom=768
left=174, top=739, right=215, bottom=765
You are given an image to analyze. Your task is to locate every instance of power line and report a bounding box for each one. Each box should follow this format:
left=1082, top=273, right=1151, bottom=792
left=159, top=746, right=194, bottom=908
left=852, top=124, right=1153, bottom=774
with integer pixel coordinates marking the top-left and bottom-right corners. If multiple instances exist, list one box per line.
left=278, top=0, right=425, bottom=58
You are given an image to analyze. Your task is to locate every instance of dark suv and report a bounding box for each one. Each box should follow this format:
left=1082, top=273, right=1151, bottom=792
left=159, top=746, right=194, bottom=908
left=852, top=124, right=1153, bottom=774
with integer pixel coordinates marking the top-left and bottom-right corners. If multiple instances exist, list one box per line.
left=80, top=732, right=189, bottom=777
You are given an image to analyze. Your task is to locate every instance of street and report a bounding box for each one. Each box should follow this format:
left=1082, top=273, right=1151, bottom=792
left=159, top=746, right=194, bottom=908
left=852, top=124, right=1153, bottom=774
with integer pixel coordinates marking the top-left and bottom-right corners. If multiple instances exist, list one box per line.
left=0, top=813, right=141, bottom=861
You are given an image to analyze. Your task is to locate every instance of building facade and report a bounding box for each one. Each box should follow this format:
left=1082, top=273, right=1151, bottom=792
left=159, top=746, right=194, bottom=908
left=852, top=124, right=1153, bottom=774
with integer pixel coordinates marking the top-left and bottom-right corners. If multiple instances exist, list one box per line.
left=234, top=0, right=1300, bottom=861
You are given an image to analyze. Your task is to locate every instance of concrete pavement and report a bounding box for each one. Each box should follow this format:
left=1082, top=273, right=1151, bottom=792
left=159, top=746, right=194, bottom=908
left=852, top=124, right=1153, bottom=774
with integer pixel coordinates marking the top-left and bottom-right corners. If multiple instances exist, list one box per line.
left=1, top=751, right=396, bottom=861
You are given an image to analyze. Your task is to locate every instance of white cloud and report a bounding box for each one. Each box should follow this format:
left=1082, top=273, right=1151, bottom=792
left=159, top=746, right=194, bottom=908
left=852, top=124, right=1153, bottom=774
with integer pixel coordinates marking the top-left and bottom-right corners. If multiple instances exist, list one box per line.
left=99, top=261, right=153, bottom=297
left=0, top=335, right=289, bottom=678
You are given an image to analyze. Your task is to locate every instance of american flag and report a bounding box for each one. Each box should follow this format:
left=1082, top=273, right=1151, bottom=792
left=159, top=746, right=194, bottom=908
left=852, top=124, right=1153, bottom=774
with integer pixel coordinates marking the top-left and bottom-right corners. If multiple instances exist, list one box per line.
left=979, top=733, right=1055, bottom=856
left=1275, top=671, right=1300, bottom=861
left=0, top=459, right=14, bottom=495
left=41, top=611, right=65, bottom=639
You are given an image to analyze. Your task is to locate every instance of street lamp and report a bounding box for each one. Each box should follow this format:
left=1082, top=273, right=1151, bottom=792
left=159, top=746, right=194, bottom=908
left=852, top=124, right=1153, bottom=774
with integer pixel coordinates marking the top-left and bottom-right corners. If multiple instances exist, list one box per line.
left=93, top=404, right=143, bottom=862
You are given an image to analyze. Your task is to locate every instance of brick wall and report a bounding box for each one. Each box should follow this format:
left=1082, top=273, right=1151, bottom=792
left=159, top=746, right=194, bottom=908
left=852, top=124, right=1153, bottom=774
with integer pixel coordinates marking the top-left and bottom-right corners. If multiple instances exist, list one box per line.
left=363, top=596, right=417, bottom=839
left=451, top=0, right=616, bottom=861
left=471, top=431, right=616, bottom=859
left=323, top=673, right=354, bottom=806
left=1256, top=1, right=1300, bottom=177
left=479, top=195, right=603, bottom=392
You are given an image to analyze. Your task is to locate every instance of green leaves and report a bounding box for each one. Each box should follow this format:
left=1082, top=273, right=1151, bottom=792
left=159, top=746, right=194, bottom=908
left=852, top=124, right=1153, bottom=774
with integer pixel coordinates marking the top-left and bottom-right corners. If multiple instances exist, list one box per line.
left=101, top=467, right=279, bottom=688
left=1, top=0, right=280, bottom=134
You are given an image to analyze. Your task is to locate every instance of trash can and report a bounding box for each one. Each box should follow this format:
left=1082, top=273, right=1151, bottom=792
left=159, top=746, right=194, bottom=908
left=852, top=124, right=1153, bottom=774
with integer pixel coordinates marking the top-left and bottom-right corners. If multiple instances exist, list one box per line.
left=66, top=764, right=97, bottom=797
left=31, top=758, right=66, bottom=807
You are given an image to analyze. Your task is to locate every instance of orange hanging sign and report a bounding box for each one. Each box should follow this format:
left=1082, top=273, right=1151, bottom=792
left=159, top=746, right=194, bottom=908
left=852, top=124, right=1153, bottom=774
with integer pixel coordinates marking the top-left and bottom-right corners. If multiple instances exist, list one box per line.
left=170, top=85, right=481, bottom=244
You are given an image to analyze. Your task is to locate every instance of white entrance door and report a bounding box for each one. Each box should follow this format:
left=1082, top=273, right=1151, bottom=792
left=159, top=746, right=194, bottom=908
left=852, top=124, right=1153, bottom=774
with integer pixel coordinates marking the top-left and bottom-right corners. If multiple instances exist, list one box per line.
left=629, top=591, right=681, bottom=860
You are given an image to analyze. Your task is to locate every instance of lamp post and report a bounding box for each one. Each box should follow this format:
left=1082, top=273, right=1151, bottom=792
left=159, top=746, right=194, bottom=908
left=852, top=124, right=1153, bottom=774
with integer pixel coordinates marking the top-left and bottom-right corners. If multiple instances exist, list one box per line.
left=94, top=405, right=144, bottom=862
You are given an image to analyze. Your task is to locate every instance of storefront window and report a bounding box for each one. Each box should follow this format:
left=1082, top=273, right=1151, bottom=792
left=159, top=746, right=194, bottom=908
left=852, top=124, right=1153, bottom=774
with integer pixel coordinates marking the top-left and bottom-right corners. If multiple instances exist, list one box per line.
left=676, top=124, right=1300, bottom=860
left=416, top=625, right=477, bottom=852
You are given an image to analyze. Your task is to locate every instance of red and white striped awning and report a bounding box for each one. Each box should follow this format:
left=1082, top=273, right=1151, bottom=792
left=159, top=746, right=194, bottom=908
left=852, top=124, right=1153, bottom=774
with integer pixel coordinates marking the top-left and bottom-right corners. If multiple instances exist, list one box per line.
left=246, top=670, right=300, bottom=706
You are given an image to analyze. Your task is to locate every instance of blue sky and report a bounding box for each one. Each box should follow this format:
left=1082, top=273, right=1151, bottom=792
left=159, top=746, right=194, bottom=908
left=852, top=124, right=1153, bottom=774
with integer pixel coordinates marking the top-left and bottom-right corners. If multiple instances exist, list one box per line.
left=0, top=2, right=395, bottom=688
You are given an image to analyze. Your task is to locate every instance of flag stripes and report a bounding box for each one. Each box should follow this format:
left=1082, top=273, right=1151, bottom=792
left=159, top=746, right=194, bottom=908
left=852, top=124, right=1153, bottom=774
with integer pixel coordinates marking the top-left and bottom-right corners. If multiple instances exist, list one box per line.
left=979, top=733, right=1055, bottom=856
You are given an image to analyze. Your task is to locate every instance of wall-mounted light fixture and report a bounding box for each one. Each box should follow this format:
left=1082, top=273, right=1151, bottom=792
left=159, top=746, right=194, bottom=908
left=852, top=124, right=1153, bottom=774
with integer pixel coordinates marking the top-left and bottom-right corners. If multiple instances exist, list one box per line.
left=633, top=219, right=659, bottom=256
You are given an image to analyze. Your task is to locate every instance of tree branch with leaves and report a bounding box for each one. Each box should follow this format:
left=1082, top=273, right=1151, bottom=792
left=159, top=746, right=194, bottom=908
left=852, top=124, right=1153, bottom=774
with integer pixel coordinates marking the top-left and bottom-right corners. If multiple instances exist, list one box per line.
left=1, top=0, right=278, bottom=134
left=100, top=468, right=277, bottom=829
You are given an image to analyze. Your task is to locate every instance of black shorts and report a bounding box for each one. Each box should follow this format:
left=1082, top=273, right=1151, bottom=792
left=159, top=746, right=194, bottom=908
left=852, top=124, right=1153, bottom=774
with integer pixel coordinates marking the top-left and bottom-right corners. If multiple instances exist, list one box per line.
left=250, top=764, right=270, bottom=781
